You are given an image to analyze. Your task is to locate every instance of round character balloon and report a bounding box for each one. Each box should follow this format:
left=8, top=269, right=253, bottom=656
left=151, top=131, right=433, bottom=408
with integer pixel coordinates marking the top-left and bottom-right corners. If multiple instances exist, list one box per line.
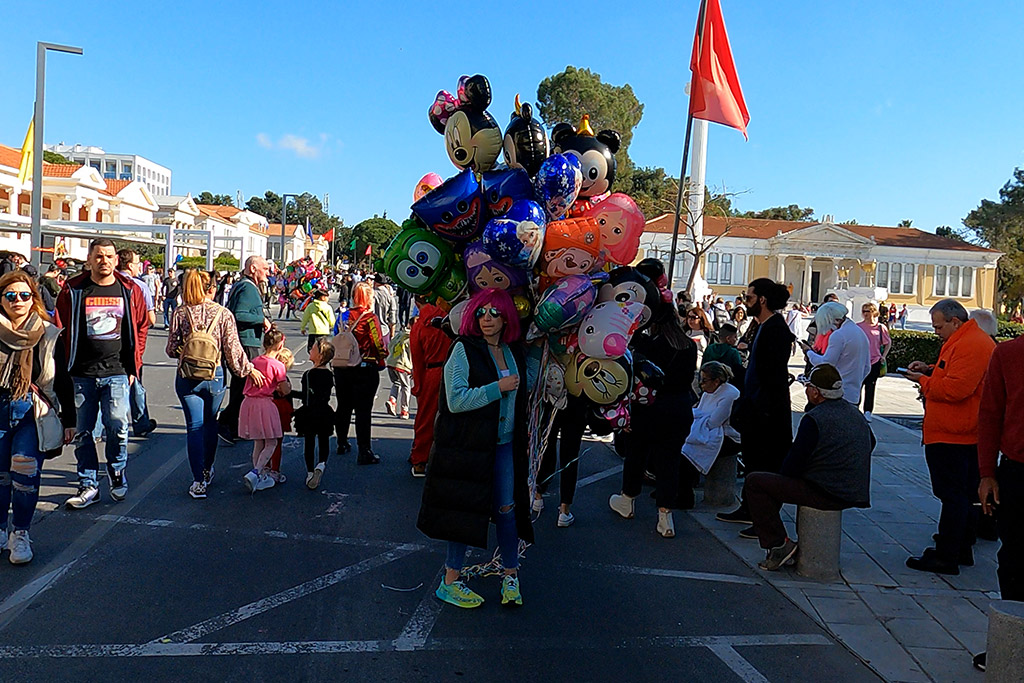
left=532, top=274, right=596, bottom=333
left=593, top=397, right=631, bottom=431
left=463, top=240, right=528, bottom=293
left=582, top=192, right=644, bottom=265
left=411, top=169, right=486, bottom=243
left=502, top=95, right=549, bottom=178
left=564, top=351, right=633, bottom=405
left=551, top=114, right=622, bottom=198
left=378, top=218, right=460, bottom=297
left=413, top=172, right=444, bottom=202
left=578, top=300, right=644, bottom=359
left=481, top=168, right=534, bottom=217
left=533, top=153, right=582, bottom=220
left=481, top=199, right=546, bottom=270
left=429, top=75, right=502, bottom=173
left=597, top=267, right=662, bottom=330
left=542, top=359, right=568, bottom=410
left=539, top=217, right=603, bottom=284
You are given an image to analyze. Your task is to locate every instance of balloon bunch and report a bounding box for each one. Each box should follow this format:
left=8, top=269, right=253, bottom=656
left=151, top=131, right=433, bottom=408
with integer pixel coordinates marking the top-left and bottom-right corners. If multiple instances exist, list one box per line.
left=283, top=256, right=325, bottom=310
left=377, top=73, right=651, bottom=436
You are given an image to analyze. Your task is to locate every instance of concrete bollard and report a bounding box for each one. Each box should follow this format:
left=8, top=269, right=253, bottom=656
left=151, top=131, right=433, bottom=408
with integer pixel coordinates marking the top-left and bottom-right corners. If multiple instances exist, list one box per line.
left=986, top=600, right=1024, bottom=682
left=795, top=507, right=843, bottom=581
left=702, top=454, right=737, bottom=507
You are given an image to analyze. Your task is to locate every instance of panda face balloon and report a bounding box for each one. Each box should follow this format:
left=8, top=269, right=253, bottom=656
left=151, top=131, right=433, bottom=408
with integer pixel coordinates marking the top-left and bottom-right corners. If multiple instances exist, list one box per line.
left=551, top=115, right=622, bottom=198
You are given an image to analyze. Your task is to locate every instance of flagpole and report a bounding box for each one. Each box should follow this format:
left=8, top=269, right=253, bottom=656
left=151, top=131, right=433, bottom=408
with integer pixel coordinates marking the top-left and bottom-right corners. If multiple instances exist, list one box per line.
left=666, top=0, right=709, bottom=290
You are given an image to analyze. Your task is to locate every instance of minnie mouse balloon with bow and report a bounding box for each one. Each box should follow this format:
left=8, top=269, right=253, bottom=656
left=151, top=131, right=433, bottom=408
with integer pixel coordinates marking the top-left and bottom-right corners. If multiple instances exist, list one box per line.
left=429, top=75, right=502, bottom=173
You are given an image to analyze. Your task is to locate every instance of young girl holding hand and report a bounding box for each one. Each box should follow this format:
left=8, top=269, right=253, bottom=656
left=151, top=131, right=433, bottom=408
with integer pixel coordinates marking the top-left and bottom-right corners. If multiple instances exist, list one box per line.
left=239, top=327, right=289, bottom=492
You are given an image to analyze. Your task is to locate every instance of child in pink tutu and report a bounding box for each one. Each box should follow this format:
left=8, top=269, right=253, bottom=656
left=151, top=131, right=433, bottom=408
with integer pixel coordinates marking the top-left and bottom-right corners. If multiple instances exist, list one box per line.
left=239, top=327, right=289, bottom=492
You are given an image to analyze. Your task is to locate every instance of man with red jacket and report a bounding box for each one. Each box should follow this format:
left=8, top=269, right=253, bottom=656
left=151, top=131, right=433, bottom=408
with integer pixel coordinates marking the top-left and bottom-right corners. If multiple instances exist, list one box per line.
left=56, top=239, right=151, bottom=509
left=408, top=299, right=452, bottom=477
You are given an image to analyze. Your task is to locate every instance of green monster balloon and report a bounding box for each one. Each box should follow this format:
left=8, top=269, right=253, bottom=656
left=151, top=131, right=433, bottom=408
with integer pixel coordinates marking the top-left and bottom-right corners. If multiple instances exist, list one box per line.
left=378, top=218, right=466, bottom=303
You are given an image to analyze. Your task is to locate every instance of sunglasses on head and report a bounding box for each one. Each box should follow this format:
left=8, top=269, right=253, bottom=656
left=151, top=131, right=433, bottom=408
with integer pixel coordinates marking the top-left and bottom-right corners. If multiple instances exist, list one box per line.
left=3, top=291, right=32, bottom=303
left=475, top=306, right=503, bottom=320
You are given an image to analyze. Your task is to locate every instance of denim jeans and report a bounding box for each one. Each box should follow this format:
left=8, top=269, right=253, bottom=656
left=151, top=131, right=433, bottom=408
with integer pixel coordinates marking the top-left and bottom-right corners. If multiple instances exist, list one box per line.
left=176, top=368, right=226, bottom=483
left=163, top=297, right=177, bottom=328
left=74, top=375, right=130, bottom=489
left=130, top=375, right=154, bottom=435
left=0, top=394, right=44, bottom=531
left=446, top=443, right=519, bottom=571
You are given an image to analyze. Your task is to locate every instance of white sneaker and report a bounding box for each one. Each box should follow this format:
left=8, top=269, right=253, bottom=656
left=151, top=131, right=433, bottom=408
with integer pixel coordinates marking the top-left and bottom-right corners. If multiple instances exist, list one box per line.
left=557, top=512, right=575, bottom=528
left=307, top=462, right=324, bottom=490
left=254, top=473, right=276, bottom=491
left=657, top=511, right=675, bottom=538
left=188, top=481, right=207, bottom=499
left=609, top=493, right=635, bottom=519
left=65, top=486, right=100, bottom=509
left=532, top=496, right=544, bottom=513
left=243, top=469, right=259, bottom=492
left=8, top=530, right=33, bottom=564
left=864, top=411, right=873, bottom=423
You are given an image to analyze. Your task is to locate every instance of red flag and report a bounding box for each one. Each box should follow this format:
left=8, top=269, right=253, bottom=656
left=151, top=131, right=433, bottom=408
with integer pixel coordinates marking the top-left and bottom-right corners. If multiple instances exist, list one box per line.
left=689, top=0, right=750, bottom=139
left=324, top=228, right=334, bottom=242
left=364, top=244, right=372, bottom=256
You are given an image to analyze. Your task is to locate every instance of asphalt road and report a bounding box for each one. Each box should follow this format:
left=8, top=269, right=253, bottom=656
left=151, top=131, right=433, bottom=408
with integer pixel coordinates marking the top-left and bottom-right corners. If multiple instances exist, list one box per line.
left=0, top=313, right=880, bottom=682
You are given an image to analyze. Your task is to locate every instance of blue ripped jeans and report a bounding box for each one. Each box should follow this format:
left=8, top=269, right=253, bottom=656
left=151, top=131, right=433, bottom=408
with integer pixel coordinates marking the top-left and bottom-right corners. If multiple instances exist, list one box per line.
left=175, top=367, right=226, bottom=483
left=446, top=443, right=520, bottom=572
left=73, top=376, right=130, bottom=489
left=0, top=394, right=44, bottom=531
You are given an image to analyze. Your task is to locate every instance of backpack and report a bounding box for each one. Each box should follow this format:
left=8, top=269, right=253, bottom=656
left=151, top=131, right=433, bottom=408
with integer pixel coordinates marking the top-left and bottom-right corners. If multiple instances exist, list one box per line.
left=332, top=311, right=369, bottom=368
left=179, top=306, right=223, bottom=381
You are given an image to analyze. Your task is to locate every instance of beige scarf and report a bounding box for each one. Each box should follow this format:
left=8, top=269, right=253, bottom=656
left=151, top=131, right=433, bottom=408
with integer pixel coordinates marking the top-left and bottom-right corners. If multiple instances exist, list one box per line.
left=0, top=313, right=44, bottom=400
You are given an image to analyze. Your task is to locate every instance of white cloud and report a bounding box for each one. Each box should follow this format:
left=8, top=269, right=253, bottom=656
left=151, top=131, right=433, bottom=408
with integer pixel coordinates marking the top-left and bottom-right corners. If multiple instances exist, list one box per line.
left=256, top=132, right=331, bottom=159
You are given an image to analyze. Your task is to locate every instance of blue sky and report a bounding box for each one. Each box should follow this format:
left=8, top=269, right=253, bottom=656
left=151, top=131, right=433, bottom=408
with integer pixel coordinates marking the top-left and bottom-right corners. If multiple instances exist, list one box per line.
left=3, top=0, right=1022, bottom=232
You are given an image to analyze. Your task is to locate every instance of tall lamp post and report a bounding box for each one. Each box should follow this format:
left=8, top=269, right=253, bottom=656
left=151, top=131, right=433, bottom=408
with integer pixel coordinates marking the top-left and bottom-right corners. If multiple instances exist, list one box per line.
left=30, top=41, right=83, bottom=269
left=279, top=193, right=299, bottom=265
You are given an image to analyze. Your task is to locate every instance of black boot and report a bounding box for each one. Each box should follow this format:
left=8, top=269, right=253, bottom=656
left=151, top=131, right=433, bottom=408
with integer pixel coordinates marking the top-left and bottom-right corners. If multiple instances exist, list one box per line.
left=357, top=449, right=380, bottom=465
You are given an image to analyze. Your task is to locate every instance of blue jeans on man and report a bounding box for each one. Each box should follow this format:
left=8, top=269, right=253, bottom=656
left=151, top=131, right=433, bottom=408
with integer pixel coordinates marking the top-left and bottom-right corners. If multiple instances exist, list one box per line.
left=175, top=368, right=226, bottom=483
left=74, top=376, right=130, bottom=489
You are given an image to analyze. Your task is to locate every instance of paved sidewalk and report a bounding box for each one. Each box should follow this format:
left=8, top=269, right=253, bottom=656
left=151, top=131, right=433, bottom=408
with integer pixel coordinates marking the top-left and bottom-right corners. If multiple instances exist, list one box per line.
left=688, top=358, right=996, bottom=683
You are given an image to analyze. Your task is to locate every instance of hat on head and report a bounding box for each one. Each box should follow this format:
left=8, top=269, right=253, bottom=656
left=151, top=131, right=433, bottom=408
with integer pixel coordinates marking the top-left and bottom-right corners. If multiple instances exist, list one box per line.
left=799, top=364, right=844, bottom=399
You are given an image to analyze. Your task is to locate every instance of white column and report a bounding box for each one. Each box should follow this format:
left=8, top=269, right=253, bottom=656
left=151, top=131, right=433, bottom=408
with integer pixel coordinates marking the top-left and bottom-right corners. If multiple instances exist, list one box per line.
left=776, top=255, right=786, bottom=282
left=802, top=256, right=813, bottom=303
left=86, top=204, right=98, bottom=222
left=681, top=119, right=709, bottom=292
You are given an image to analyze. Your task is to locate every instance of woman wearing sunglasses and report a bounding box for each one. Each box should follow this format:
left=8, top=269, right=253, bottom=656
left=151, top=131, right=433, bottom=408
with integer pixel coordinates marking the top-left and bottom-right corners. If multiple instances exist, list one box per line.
left=0, top=271, right=76, bottom=564
left=417, top=287, right=533, bottom=609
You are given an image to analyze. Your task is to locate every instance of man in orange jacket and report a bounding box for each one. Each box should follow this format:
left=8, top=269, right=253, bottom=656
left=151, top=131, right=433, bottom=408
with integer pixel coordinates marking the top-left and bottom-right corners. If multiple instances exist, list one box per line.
left=904, top=299, right=995, bottom=574
left=408, top=299, right=452, bottom=478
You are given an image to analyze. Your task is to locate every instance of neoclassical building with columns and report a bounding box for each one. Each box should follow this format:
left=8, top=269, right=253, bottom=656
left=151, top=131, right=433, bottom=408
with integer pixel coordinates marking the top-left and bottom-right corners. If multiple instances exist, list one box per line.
left=641, top=214, right=1001, bottom=312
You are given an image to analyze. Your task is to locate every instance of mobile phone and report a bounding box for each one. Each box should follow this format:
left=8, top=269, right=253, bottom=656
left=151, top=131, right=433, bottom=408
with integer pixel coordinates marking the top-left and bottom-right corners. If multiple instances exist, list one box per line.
left=896, top=367, right=910, bottom=374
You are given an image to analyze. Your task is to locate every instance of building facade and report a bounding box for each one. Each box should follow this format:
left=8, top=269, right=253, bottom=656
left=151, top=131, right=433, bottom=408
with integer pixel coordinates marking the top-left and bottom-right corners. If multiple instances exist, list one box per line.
left=196, top=204, right=269, bottom=264
left=641, top=214, right=1001, bottom=311
left=44, top=143, right=172, bottom=196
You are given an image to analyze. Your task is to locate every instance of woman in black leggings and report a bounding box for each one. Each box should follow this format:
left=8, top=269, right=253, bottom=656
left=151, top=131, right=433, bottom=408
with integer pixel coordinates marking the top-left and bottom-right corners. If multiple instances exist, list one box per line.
left=534, top=395, right=589, bottom=527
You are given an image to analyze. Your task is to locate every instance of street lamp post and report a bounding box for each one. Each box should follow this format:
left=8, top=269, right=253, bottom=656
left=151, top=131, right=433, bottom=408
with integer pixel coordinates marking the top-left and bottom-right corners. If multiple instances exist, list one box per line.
left=279, top=193, right=299, bottom=265
left=30, top=41, right=83, bottom=270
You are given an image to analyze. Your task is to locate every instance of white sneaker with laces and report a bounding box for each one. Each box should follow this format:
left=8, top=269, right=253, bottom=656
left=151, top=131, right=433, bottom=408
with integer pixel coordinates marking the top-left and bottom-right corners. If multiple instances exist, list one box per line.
left=657, top=511, right=675, bottom=538
left=8, top=530, right=33, bottom=564
left=254, top=473, right=276, bottom=491
left=243, top=469, right=259, bottom=492
left=532, top=496, right=544, bottom=513
left=557, top=512, right=575, bottom=528
left=609, top=493, right=635, bottom=519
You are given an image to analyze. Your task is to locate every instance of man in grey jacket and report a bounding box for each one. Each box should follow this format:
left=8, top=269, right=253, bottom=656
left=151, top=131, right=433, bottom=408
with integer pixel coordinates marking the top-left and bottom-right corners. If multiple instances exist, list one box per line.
left=744, top=363, right=875, bottom=570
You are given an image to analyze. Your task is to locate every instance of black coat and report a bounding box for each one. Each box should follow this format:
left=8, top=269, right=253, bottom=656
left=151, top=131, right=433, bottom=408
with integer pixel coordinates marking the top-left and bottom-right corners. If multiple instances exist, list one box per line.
left=736, top=313, right=795, bottom=468
left=417, top=336, right=534, bottom=549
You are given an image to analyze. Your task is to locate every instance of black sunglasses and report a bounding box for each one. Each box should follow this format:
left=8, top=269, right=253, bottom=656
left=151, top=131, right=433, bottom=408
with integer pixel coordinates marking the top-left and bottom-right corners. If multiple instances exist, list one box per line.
left=3, top=291, right=33, bottom=303
left=475, top=306, right=503, bottom=320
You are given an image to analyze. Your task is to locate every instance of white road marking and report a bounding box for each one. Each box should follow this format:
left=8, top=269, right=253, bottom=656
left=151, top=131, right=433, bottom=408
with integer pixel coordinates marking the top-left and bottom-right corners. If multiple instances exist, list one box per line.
left=577, top=561, right=761, bottom=586
left=576, top=464, right=623, bottom=488
left=150, top=544, right=422, bottom=644
left=706, top=643, right=770, bottom=683
left=0, top=633, right=833, bottom=658
left=393, top=571, right=444, bottom=652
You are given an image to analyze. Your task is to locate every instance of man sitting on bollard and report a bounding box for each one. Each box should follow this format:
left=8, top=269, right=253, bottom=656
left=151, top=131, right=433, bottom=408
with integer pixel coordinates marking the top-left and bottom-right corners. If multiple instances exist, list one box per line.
left=744, top=364, right=874, bottom=570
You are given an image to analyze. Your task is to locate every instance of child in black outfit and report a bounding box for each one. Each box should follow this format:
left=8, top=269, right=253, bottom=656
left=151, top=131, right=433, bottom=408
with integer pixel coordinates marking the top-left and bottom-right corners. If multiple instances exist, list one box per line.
left=295, top=337, right=336, bottom=490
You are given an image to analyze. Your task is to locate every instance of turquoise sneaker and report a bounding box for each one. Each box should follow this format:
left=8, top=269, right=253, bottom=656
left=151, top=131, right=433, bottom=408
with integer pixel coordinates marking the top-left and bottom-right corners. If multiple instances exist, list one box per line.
left=435, top=579, right=484, bottom=608
left=500, top=575, right=522, bottom=607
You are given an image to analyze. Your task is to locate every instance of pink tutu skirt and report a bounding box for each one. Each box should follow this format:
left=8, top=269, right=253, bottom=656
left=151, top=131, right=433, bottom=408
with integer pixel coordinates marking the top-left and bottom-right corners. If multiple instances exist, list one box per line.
left=239, top=396, right=284, bottom=440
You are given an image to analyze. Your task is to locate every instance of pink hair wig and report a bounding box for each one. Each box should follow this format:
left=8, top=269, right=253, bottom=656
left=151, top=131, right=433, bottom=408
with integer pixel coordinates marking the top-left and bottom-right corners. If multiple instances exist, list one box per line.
left=459, top=288, right=521, bottom=343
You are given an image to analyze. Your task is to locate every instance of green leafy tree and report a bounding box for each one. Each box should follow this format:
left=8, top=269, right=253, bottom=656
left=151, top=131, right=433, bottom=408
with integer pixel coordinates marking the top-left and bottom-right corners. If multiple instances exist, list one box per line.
left=840, top=219, right=859, bottom=225
left=898, top=218, right=914, bottom=227
left=963, top=168, right=1024, bottom=311
left=537, top=66, right=644, bottom=192
left=195, top=191, right=234, bottom=206
left=351, top=215, right=400, bottom=263
left=737, top=204, right=815, bottom=222
left=245, top=191, right=341, bottom=235
left=935, top=225, right=966, bottom=242
left=43, top=150, right=76, bottom=165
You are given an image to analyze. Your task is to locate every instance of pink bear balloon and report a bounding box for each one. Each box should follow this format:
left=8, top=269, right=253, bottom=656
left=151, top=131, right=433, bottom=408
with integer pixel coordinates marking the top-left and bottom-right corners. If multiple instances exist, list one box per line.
left=578, top=300, right=643, bottom=359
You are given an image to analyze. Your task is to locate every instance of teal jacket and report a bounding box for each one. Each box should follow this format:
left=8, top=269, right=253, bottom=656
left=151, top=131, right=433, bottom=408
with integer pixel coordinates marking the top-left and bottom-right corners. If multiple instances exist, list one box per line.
left=225, top=276, right=265, bottom=348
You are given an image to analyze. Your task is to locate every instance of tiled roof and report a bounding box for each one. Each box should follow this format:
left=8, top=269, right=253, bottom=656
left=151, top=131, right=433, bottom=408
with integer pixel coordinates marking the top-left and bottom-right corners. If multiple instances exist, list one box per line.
left=0, top=143, right=84, bottom=178
left=100, top=179, right=133, bottom=196
left=643, top=214, right=998, bottom=253
left=267, top=222, right=303, bottom=237
left=197, top=204, right=242, bottom=220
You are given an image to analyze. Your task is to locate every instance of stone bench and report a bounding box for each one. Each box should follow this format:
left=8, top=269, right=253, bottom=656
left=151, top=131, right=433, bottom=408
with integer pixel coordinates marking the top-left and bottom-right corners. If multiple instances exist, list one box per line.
left=986, top=600, right=1024, bottom=682
left=795, top=507, right=842, bottom=581
left=702, top=454, right=737, bottom=507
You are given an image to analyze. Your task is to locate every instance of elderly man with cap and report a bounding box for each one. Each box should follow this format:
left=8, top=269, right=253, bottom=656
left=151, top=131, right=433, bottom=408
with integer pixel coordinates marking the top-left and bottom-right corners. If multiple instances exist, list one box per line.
left=801, top=301, right=871, bottom=406
left=744, top=364, right=875, bottom=570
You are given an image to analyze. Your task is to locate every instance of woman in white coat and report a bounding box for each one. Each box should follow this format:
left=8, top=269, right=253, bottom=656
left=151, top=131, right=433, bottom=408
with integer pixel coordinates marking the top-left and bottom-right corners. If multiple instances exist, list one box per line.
left=680, top=362, right=741, bottom=507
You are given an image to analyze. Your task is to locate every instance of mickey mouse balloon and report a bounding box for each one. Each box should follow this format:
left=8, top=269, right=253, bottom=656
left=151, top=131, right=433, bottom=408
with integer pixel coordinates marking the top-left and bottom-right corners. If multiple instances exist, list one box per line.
left=429, top=75, right=502, bottom=173
left=551, top=115, right=621, bottom=198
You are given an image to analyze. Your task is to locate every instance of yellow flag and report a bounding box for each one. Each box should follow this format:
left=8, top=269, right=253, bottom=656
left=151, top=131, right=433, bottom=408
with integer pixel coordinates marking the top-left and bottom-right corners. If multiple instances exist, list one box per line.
left=17, top=119, right=34, bottom=185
